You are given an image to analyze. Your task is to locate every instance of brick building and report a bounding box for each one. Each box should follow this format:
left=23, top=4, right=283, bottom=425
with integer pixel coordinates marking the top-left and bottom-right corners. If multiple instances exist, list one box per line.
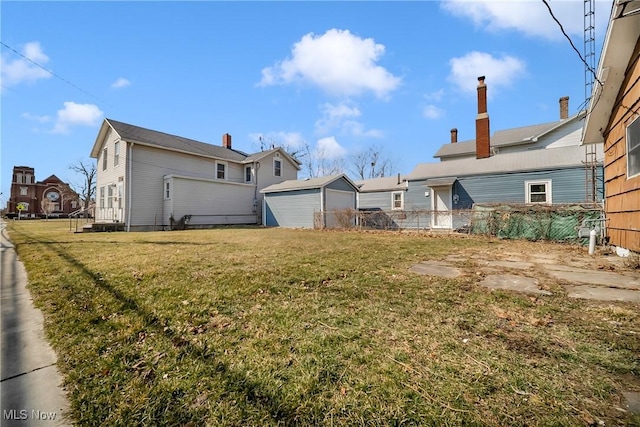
left=7, top=166, right=81, bottom=218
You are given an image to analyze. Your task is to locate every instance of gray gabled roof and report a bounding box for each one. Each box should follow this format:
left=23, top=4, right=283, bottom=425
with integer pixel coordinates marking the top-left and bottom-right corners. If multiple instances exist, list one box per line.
left=243, top=147, right=301, bottom=166
left=90, top=119, right=301, bottom=169
left=407, top=145, right=603, bottom=181
left=434, top=114, right=583, bottom=159
left=103, top=119, right=249, bottom=162
left=261, top=174, right=359, bottom=193
left=355, top=175, right=407, bottom=192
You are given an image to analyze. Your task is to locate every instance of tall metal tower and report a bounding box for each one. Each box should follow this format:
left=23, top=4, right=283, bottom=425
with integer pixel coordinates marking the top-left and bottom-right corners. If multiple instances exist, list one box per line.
left=584, top=0, right=598, bottom=203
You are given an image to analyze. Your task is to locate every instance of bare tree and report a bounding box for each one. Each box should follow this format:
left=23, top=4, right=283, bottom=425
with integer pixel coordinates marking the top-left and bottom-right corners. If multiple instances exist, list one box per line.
left=350, top=145, right=395, bottom=180
left=41, top=197, right=55, bottom=220
left=69, top=160, right=96, bottom=212
left=303, top=143, right=345, bottom=178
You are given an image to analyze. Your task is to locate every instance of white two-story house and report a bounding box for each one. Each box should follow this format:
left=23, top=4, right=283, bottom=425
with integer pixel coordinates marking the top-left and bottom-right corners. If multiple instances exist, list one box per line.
left=90, top=118, right=300, bottom=231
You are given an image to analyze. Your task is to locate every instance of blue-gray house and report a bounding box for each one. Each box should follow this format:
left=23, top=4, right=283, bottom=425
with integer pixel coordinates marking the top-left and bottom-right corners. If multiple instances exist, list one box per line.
left=404, top=144, right=604, bottom=229
left=357, top=77, right=605, bottom=230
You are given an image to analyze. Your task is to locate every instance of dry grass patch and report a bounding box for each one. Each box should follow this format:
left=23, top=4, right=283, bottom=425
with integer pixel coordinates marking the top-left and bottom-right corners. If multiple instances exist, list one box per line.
left=6, top=220, right=640, bottom=426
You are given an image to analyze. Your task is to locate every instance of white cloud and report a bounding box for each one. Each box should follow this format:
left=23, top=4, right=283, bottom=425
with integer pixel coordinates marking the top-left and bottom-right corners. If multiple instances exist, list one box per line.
left=315, top=102, right=361, bottom=134
left=111, top=77, right=131, bottom=89
left=315, top=102, right=383, bottom=138
left=52, top=102, right=103, bottom=134
left=448, top=51, right=526, bottom=96
left=22, top=112, right=52, bottom=123
left=249, top=131, right=306, bottom=150
left=424, top=88, right=445, bottom=102
left=342, top=121, right=384, bottom=138
left=315, top=136, right=347, bottom=160
left=441, top=0, right=612, bottom=41
left=258, top=28, right=401, bottom=99
left=423, top=105, right=444, bottom=120
left=1, top=41, right=51, bottom=89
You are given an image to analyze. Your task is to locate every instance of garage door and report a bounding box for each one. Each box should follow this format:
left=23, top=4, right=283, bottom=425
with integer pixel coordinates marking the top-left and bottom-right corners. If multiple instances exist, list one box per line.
left=325, top=189, right=355, bottom=228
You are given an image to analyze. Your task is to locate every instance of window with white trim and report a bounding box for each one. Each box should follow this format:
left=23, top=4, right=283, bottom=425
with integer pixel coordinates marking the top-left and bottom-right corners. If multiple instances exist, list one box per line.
left=114, top=141, right=120, bottom=167
left=102, top=148, right=108, bottom=171
left=99, top=186, right=105, bottom=209
left=107, top=185, right=114, bottom=208
left=165, top=181, right=171, bottom=199
left=627, top=116, right=640, bottom=178
left=274, top=158, right=282, bottom=177
left=245, top=165, right=252, bottom=183
left=20, top=187, right=28, bottom=196
left=392, top=191, right=404, bottom=210
left=216, top=161, right=227, bottom=180
left=525, top=180, right=552, bottom=204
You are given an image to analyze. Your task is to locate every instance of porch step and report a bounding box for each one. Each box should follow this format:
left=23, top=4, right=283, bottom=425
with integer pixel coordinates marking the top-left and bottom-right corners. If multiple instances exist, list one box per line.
left=82, top=222, right=125, bottom=232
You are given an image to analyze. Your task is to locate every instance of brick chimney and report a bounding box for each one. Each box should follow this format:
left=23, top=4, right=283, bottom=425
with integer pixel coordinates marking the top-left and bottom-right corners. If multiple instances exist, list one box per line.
left=222, top=133, right=232, bottom=149
left=475, top=76, right=490, bottom=159
left=559, top=96, right=569, bottom=120
left=450, top=128, right=458, bottom=144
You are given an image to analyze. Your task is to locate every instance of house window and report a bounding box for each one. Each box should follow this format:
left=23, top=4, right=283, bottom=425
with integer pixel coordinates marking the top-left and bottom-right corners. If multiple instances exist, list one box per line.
left=274, top=159, right=282, bottom=177
left=216, top=162, right=227, bottom=180
left=245, top=165, right=252, bottom=183
left=99, top=186, right=105, bottom=208
left=107, top=185, right=114, bottom=208
left=102, top=148, right=108, bottom=171
left=114, top=141, right=120, bottom=167
left=20, top=187, right=28, bottom=196
left=525, top=180, right=552, bottom=204
left=26, top=174, right=33, bottom=183
left=71, top=200, right=77, bottom=209
left=165, top=182, right=171, bottom=199
left=15, top=173, right=23, bottom=183
left=392, top=191, right=404, bottom=210
left=627, top=116, right=640, bottom=178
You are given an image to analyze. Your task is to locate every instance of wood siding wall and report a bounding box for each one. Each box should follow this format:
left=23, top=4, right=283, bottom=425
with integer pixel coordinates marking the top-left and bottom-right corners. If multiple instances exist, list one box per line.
left=603, top=36, right=640, bottom=252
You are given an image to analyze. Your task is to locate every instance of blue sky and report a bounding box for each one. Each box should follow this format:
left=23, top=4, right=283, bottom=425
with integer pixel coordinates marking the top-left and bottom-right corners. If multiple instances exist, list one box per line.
left=1, top=0, right=614, bottom=204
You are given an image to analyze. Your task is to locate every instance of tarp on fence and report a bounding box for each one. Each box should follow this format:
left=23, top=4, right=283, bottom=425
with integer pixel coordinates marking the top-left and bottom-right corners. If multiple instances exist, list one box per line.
left=471, top=203, right=603, bottom=243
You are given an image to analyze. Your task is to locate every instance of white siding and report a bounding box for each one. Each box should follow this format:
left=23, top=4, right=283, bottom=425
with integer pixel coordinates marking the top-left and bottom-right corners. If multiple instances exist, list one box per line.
left=165, top=175, right=256, bottom=227
left=95, top=127, right=127, bottom=223
left=253, top=151, right=299, bottom=224
left=129, top=145, right=252, bottom=229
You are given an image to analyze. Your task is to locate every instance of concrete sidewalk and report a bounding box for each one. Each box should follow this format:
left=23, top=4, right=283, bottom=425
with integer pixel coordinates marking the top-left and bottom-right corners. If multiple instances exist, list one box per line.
left=1, top=221, right=71, bottom=426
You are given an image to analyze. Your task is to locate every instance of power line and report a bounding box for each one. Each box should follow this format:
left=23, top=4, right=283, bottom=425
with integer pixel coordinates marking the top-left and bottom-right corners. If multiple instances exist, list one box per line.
left=0, top=41, right=114, bottom=109
left=540, top=0, right=603, bottom=90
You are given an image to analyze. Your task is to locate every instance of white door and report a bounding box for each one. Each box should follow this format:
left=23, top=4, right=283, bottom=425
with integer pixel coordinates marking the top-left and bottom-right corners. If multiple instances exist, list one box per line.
left=431, top=186, right=452, bottom=229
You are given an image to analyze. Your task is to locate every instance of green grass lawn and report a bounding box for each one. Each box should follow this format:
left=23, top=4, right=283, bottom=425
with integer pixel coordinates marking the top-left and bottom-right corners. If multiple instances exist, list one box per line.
left=6, top=220, right=640, bottom=426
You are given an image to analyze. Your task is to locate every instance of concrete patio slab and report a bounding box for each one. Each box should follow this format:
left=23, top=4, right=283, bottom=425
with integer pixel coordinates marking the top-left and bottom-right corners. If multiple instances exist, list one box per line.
left=483, top=260, right=534, bottom=270
left=563, top=285, right=640, bottom=302
left=480, top=274, right=552, bottom=295
left=543, top=265, right=640, bottom=289
left=622, top=391, right=640, bottom=414
left=409, top=262, right=460, bottom=278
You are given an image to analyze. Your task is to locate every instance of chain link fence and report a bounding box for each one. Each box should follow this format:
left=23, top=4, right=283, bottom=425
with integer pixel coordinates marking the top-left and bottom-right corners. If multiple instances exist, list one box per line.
left=313, top=203, right=605, bottom=244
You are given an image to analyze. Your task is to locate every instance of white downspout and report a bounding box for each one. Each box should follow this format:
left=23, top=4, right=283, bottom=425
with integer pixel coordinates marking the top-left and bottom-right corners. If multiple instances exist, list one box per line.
left=126, top=142, right=133, bottom=232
